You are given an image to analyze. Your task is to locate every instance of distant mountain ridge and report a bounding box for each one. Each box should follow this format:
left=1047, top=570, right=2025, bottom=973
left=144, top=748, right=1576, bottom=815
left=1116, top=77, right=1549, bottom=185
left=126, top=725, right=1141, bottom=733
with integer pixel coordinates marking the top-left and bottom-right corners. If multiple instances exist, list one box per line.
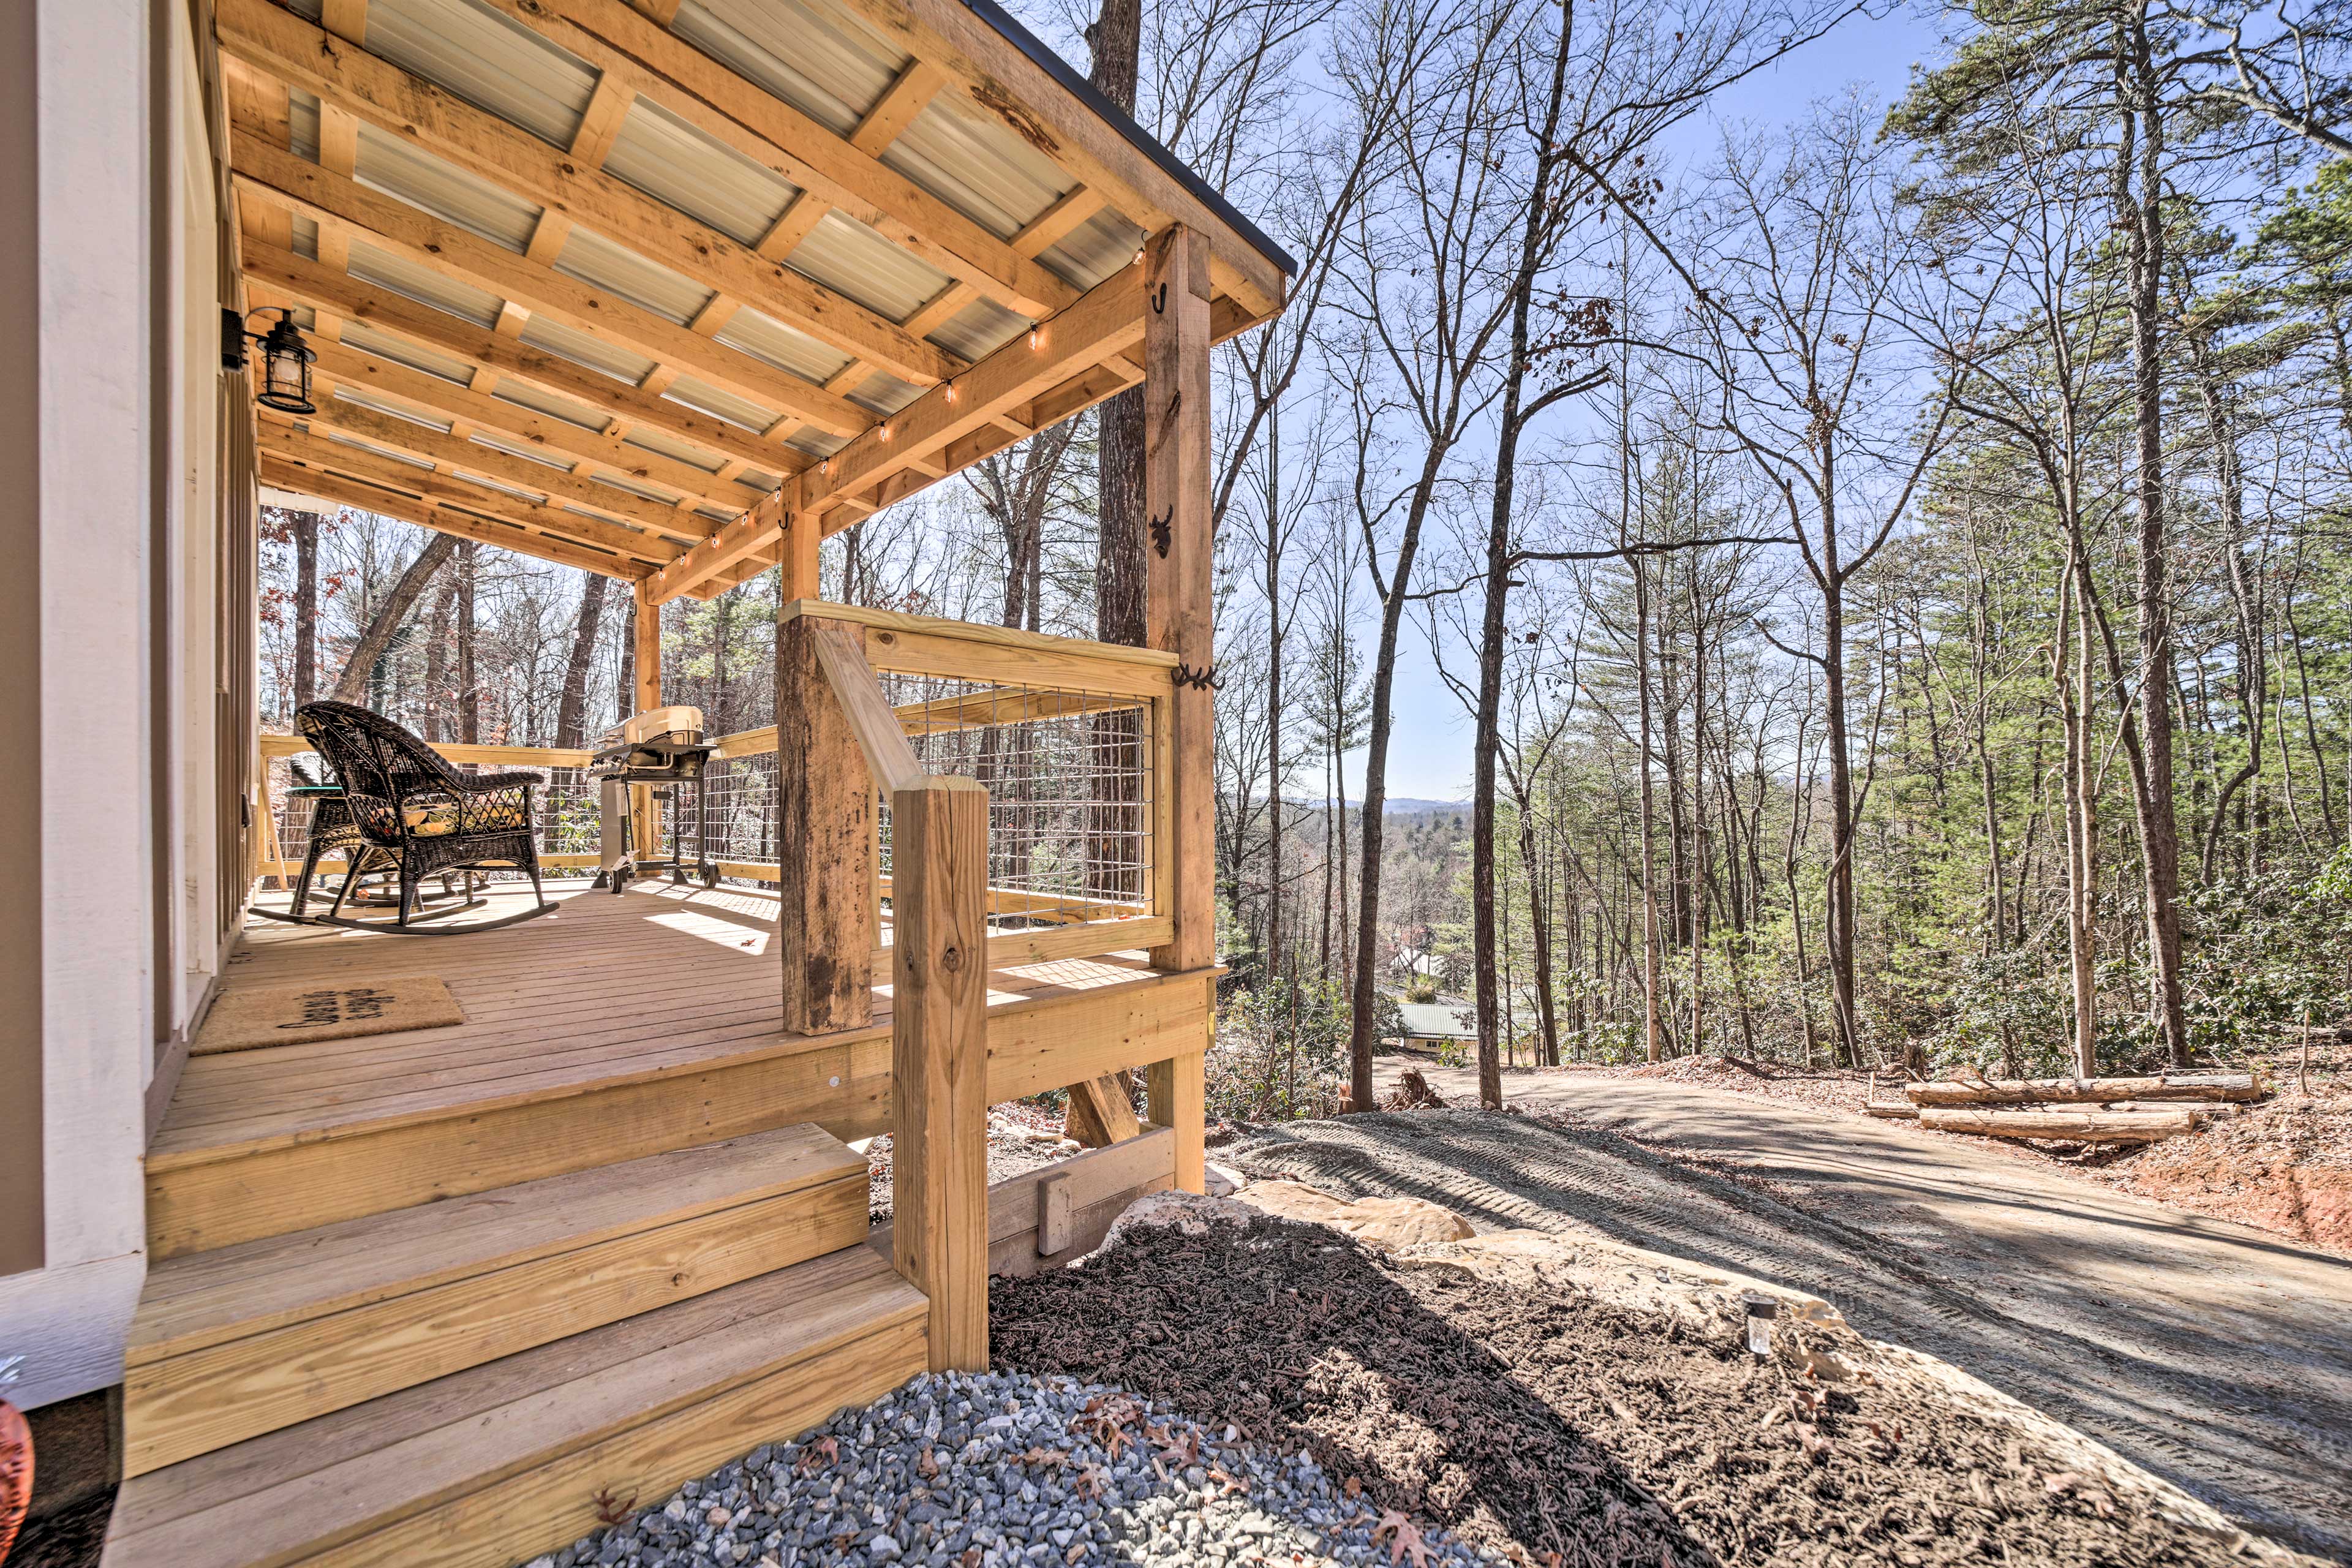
left=1282, top=797, right=1470, bottom=815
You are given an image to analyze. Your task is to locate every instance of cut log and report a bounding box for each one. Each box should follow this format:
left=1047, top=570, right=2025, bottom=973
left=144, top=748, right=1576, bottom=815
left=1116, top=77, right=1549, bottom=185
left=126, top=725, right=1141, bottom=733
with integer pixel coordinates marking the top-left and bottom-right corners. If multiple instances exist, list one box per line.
left=1905, top=1074, right=2260, bottom=1107
left=1863, top=1102, right=1921, bottom=1120
left=1916, top=1107, right=2204, bottom=1144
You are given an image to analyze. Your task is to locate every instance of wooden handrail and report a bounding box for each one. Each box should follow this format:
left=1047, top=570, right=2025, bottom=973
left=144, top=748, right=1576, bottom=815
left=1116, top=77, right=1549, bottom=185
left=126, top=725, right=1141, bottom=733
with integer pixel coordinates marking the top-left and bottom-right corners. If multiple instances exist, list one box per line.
left=809, top=620, right=927, bottom=795
left=780, top=599, right=1176, bottom=700
left=260, top=733, right=595, bottom=769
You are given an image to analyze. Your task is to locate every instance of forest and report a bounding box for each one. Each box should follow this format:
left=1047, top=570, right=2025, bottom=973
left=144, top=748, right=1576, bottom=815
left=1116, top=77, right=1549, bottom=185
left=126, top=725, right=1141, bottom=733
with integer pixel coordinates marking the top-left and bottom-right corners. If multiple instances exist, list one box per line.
left=259, top=0, right=2352, bottom=1119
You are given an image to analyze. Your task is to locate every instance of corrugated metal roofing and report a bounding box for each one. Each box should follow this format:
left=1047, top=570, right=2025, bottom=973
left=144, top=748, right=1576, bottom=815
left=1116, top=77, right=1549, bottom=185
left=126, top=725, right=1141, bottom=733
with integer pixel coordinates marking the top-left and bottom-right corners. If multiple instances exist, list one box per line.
left=601, top=95, right=796, bottom=251
left=715, top=306, right=854, bottom=386
left=676, top=0, right=893, bottom=141
left=888, top=96, right=1073, bottom=254
left=362, top=0, right=598, bottom=147
left=241, top=0, right=1289, bottom=579
left=345, top=242, right=505, bottom=331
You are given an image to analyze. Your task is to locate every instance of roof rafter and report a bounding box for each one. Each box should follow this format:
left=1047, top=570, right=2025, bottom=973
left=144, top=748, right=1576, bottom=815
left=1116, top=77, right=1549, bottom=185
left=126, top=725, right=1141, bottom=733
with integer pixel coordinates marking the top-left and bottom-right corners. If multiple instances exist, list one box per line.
left=244, top=241, right=801, bottom=485
left=810, top=0, right=1286, bottom=318
left=258, top=422, right=682, bottom=565
left=259, top=455, right=653, bottom=579
left=293, top=391, right=715, bottom=544
left=228, top=132, right=875, bottom=440
left=650, top=264, right=1146, bottom=603
left=215, top=0, right=968, bottom=391
left=473, top=0, right=1079, bottom=321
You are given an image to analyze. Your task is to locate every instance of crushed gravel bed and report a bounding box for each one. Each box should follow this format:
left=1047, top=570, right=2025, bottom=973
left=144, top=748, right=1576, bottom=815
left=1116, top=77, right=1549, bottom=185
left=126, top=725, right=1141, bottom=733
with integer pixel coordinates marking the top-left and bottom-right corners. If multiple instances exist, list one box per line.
left=522, top=1370, right=1491, bottom=1568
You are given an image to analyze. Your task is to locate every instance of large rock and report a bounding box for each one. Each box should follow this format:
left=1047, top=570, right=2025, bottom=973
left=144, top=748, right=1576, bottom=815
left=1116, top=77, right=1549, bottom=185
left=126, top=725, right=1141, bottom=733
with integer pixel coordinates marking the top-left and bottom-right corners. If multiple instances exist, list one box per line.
left=1236, top=1180, right=1476, bottom=1250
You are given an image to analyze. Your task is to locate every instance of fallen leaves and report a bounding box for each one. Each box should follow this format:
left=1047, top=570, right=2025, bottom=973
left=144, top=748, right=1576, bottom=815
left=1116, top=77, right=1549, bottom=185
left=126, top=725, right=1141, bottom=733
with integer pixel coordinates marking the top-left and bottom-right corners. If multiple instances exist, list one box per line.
left=1373, top=1506, right=1434, bottom=1568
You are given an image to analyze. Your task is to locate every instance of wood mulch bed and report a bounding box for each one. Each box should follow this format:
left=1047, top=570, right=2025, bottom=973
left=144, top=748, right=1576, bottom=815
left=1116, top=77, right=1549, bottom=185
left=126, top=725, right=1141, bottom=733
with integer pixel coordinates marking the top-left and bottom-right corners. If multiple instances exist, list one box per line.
left=993, top=1212, right=2313, bottom=1567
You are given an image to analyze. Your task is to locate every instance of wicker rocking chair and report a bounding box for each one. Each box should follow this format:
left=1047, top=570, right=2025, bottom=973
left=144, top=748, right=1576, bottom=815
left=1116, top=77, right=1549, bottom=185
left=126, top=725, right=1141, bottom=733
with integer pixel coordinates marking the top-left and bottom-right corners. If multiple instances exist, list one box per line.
left=285, top=700, right=556, bottom=933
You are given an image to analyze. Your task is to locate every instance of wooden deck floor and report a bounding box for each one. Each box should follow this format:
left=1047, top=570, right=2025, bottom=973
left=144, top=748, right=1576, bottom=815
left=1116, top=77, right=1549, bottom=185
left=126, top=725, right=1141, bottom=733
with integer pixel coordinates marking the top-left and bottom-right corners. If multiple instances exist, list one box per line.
left=154, top=878, right=1163, bottom=1170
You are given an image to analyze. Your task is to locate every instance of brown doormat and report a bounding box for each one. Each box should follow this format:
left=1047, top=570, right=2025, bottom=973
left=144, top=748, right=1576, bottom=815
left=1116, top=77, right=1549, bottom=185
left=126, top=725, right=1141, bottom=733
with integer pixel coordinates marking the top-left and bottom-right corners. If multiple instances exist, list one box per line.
left=194, top=976, right=466, bottom=1054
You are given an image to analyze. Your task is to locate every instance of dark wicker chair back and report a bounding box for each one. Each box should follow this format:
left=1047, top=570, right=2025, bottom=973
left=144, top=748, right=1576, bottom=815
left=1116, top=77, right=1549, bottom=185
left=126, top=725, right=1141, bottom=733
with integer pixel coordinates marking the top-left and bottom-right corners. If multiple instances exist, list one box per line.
left=295, top=701, right=469, bottom=833
left=290, top=700, right=552, bottom=930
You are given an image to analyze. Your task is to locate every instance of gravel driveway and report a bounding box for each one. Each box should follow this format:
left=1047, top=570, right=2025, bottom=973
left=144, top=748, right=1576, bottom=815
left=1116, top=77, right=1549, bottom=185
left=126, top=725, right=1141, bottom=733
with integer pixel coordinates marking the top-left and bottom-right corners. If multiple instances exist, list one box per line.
left=1221, top=1064, right=2352, bottom=1564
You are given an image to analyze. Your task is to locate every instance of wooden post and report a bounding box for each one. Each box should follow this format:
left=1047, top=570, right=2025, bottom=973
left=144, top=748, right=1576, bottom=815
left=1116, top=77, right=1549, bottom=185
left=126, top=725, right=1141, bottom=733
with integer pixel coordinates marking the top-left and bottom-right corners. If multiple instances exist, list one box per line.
left=776, top=516, right=875, bottom=1033
left=1144, top=225, right=1213, bottom=1193
left=1146, top=1043, right=1206, bottom=1195
left=630, top=579, right=662, bottom=859
left=1144, top=225, right=1215, bottom=973
left=891, top=776, right=991, bottom=1371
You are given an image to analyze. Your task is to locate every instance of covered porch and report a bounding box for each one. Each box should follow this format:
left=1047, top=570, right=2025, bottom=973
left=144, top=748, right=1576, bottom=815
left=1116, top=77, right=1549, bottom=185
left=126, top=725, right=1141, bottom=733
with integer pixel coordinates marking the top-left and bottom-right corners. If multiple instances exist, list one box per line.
left=102, top=0, right=1288, bottom=1559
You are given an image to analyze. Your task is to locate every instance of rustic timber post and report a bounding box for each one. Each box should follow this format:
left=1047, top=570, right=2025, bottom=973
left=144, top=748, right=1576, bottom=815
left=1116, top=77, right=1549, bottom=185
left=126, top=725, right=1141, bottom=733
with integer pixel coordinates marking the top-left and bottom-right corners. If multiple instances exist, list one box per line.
left=776, top=515, right=876, bottom=1033
left=1143, top=224, right=1213, bottom=1194
left=891, top=775, right=992, bottom=1371
left=630, top=580, right=662, bottom=862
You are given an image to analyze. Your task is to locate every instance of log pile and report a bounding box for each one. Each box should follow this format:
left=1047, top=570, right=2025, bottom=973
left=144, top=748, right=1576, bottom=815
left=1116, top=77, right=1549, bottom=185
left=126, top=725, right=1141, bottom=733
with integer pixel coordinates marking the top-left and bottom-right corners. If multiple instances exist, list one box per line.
left=1865, top=1072, right=2264, bottom=1145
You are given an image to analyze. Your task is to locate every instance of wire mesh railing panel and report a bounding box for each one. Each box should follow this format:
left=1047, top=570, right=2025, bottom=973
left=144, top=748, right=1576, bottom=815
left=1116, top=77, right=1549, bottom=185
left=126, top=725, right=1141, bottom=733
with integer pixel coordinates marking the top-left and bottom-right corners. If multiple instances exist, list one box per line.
left=873, top=671, right=1156, bottom=926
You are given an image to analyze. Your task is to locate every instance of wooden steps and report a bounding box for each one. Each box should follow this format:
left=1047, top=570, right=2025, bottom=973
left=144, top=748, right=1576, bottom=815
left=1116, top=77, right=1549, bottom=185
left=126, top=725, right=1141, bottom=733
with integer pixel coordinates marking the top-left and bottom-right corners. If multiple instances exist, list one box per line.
left=102, top=1246, right=927, bottom=1568
left=124, top=1125, right=868, bottom=1477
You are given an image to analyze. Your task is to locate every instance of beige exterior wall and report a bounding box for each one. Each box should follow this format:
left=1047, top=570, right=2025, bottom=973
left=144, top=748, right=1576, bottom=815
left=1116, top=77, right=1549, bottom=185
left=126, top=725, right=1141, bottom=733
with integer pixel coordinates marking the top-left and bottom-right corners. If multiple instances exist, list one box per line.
left=0, top=0, right=247, bottom=1411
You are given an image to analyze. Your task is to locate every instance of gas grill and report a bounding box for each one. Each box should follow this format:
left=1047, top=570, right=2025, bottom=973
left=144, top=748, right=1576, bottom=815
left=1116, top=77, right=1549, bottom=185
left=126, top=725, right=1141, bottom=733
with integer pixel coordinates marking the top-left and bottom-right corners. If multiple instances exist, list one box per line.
left=589, top=705, right=720, bottom=892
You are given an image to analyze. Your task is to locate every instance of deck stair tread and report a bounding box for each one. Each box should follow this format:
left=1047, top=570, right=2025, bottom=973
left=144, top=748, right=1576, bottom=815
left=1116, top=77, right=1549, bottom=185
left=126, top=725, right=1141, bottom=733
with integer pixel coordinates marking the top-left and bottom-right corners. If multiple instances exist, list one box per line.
left=103, top=1245, right=928, bottom=1568
left=132, top=1123, right=862, bottom=1360
left=123, top=1125, right=870, bottom=1476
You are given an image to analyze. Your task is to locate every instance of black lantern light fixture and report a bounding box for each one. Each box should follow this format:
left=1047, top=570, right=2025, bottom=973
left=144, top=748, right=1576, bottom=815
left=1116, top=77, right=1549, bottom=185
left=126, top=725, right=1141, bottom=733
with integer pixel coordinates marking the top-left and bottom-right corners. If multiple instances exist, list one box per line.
left=222, top=306, right=318, bottom=415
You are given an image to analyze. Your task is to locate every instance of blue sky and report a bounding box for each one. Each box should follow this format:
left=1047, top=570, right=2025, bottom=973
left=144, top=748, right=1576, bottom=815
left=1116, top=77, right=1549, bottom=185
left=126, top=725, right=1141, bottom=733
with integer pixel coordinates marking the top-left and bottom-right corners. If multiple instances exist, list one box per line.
left=1366, top=2, right=1949, bottom=802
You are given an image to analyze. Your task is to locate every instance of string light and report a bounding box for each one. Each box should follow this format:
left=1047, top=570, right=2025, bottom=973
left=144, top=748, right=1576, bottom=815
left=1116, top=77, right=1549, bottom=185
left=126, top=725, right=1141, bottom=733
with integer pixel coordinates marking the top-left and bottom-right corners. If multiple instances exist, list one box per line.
left=1028, top=325, right=1042, bottom=351
left=880, top=423, right=892, bottom=442
left=945, top=382, right=959, bottom=404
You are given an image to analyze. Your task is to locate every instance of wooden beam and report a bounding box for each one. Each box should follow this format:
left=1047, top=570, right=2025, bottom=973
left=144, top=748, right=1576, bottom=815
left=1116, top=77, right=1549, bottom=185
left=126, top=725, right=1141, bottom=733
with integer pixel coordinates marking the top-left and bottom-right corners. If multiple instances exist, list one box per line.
left=818, top=0, right=1287, bottom=321
left=631, top=580, right=663, bottom=856
left=1144, top=227, right=1215, bottom=974
left=648, top=267, right=1145, bottom=603
left=810, top=622, right=927, bottom=796
left=853, top=61, right=949, bottom=156
left=568, top=75, right=636, bottom=167
left=1147, top=1043, right=1207, bottom=1196
left=890, top=775, right=992, bottom=1371
left=257, top=455, right=648, bottom=579
left=777, top=613, right=875, bottom=1034
left=228, top=135, right=873, bottom=440
left=296, top=391, right=712, bottom=543
left=1063, top=1073, right=1142, bottom=1148
left=258, top=423, right=680, bottom=565
left=215, top=0, right=967, bottom=390
left=296, top=336, right=764, bottom=515
left=244, top=241, right=801, bottom=481
left=470, top=0, right=1077, bottom=321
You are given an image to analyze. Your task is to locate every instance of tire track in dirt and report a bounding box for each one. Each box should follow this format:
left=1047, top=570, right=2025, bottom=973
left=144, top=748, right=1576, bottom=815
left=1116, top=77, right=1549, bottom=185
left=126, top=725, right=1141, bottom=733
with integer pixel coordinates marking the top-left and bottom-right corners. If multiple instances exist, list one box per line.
left=1226, top=1109, right=2352, bottom=1562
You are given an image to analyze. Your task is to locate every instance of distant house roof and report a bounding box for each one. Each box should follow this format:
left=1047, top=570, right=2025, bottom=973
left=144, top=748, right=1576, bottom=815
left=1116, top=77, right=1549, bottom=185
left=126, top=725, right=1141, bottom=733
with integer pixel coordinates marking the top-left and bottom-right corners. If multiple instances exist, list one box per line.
left=1396, top=1003, right=1477, bottom=1041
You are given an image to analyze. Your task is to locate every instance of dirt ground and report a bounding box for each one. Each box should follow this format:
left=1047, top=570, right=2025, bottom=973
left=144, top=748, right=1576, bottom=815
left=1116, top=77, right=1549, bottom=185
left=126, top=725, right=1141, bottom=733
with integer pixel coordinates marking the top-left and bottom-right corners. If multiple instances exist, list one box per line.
left=995, top=1212, right=2316, bottom=1566
left=1226, top=1075, right=2352, bottom=1564
left=1548, top=1049, right=2352, bottom=1254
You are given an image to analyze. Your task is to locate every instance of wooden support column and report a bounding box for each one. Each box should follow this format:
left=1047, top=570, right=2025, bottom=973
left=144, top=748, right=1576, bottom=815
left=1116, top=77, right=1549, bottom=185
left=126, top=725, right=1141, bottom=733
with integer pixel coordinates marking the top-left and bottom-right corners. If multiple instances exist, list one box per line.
left=1144, top=224, right=1215, bottom=971
left=891, top=776, right=991, bottom=1371
left=630, top=579, right=662, bottom=859
left=1143, top=225, right=1214, bottom=1193
left=776, top=516, right=876, bottom=1033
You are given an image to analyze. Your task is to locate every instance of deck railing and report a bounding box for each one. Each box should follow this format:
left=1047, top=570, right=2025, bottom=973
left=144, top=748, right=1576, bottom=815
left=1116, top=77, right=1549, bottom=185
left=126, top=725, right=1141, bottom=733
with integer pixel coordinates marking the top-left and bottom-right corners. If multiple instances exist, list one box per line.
left=254, top=615, right=1172, bottom=973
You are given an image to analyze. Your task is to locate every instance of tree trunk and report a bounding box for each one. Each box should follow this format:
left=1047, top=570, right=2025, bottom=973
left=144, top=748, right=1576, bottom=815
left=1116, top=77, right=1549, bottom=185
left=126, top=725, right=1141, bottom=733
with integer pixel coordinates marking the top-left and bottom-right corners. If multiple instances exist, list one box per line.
left=456, top=541, right=480, bottom=744
left=555, top=572, right=611, bottom=750
left=292, top=511, right=321, bottom=709
left=1089, top=0, right=1146, bottom=652
left=329, top=533, right=458, bottom=705
left=2121, top=18, right=2190, bottom=1068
